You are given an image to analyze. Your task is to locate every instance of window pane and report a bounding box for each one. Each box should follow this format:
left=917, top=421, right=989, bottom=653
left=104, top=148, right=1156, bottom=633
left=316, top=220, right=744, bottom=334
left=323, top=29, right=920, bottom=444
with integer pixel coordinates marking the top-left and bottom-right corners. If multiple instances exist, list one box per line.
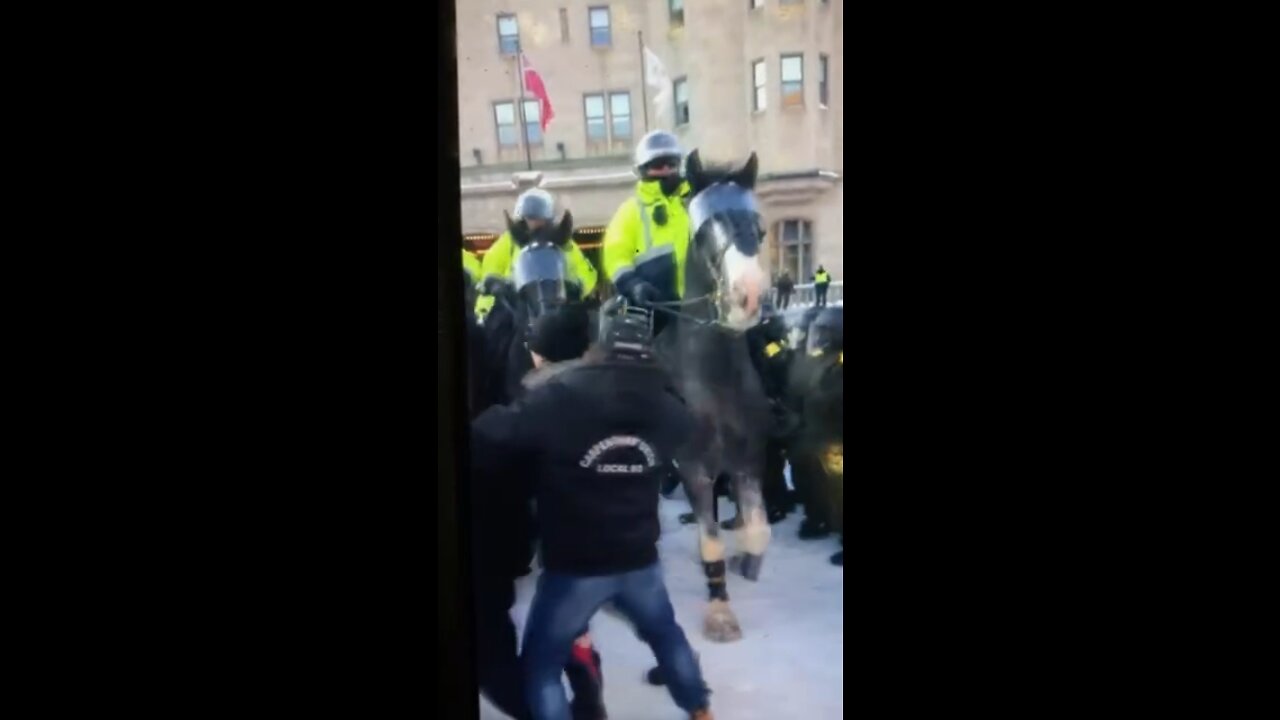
left=782, top=83, right=803, bottom=106
left=782, top=220, right=799, bottom=243
left=585, top=95, right=605, bottom=118
left=781, top=56, right=803, bottom=81
left=587, top=118, right=607, bottom=140
left=495, top=103, right=515, bottom=124
left=755, top=87, right=766, bottom=111
left=675, top=80, right=688, bottom=101
left=499, top=126, right=518, bottom=146
left=612, top=116, right=632, bottom=138
left=590, top=8, right=609, bottom=28
left=783, top=245, right=799, bottom=278
left=523, top=100, right=540, bottom=124
left=754, top=61, right=766, bottom=87
left=526, top=123, right=542, bottom=144
left=560, top=9, right=570, bottom=42
left=498, top=16, right=518, bottom=35
left=610, top=93, right=630, bottom=117
left=671, top=0, right=684, bottom=10
left=592, top=28, right=610, bottom=45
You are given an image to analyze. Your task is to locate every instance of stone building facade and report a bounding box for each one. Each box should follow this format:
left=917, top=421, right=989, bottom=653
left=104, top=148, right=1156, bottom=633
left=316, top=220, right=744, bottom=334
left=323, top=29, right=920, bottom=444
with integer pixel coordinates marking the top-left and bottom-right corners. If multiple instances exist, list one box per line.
left=457, top=0, right=843, bottom=286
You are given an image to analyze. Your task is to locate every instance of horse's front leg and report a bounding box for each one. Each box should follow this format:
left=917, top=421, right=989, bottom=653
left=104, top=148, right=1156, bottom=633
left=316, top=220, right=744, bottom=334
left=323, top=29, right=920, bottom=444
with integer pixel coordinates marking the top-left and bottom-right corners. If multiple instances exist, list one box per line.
left=681, top=462, right=743, bottom=643
left=728, top=472, right=772, bottom=581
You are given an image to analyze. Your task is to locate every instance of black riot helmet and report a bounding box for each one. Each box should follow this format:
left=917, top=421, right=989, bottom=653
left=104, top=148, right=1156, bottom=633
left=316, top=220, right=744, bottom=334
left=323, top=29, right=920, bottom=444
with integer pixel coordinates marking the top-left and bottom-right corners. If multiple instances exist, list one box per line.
left=806, top=307, right=843, bottom=357
left=597, top=297, right=656, bottom=363
left=761, top=313, right=788, bottom=344
left=512, top=242, right=568, bottom=320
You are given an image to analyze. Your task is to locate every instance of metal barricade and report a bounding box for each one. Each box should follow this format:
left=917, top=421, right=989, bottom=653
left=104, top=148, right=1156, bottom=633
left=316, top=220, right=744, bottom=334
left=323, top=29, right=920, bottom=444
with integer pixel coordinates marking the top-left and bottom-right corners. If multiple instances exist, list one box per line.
left=770, top=280, right=843, bottom=308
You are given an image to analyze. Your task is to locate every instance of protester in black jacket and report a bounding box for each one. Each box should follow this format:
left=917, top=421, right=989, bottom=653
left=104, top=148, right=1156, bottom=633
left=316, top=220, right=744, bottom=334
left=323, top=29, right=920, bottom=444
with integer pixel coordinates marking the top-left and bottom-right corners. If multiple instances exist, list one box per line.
left=471, top=305, right=605, bottom=720
left=471, top=304, right=715, bottom=720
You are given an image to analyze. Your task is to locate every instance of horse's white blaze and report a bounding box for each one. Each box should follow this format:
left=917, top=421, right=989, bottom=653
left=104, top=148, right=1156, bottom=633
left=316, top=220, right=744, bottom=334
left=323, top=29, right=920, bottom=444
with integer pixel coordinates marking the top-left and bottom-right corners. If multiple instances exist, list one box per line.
left=717, top=227, right=765, bottom=331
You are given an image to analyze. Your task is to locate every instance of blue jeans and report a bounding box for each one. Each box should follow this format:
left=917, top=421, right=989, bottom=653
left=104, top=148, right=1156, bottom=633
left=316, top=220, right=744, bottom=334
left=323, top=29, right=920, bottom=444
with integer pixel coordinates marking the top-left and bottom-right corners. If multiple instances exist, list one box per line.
left=523, top=563, right=708, bottom=719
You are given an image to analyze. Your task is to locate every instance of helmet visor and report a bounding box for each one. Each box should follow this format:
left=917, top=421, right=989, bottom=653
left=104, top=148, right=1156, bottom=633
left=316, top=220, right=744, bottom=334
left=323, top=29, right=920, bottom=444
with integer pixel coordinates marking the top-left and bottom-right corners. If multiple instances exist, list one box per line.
left=806, top=322, right=842, bottom=356
left=513, top=245, right=567, bottom=317
left=687, top=183, right=760, bottom=237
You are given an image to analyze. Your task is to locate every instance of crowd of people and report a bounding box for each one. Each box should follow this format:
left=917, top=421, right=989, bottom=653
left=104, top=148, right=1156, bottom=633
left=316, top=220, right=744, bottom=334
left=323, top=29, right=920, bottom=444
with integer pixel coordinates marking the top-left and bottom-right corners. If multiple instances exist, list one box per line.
left=461, top=131, right=843, bottom=720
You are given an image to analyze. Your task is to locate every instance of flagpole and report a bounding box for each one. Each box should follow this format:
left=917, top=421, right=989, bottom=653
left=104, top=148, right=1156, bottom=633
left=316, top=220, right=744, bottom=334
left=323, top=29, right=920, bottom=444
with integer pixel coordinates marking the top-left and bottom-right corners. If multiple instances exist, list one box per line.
left=516, top=37, right=533, bottom=171
left=638, top=31, right=650, bottom=133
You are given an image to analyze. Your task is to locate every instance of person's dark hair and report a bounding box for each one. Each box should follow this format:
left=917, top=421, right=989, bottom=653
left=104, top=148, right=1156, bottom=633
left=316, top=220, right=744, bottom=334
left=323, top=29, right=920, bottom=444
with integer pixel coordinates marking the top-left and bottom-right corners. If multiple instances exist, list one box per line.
left=528, top=305, right=590, bottom=362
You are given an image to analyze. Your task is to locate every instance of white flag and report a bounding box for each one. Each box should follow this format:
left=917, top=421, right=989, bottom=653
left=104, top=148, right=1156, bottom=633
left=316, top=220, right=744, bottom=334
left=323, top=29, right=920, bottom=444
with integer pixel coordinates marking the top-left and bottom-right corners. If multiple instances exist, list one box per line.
left=644, top=46, right=672, bottom=127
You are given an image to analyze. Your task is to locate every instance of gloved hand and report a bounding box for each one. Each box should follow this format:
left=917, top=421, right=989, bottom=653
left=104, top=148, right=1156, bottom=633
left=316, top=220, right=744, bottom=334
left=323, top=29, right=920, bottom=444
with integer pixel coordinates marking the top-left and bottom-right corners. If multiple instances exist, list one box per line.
left=629, top=281, right=662, bottom=307
left=480, top=275, right=515, bottom=298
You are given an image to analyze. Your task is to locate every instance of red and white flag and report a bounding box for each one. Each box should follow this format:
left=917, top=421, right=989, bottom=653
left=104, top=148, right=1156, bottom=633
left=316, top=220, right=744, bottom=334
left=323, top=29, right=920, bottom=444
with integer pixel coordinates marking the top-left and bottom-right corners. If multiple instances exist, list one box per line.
left=520, top=53, right=554, bottom=132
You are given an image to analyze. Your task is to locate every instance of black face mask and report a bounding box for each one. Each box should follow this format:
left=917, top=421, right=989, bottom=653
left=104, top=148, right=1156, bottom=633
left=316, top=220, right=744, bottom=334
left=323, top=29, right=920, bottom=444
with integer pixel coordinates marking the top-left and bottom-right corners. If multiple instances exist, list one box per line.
left=646, top=176, right=683, bottom=197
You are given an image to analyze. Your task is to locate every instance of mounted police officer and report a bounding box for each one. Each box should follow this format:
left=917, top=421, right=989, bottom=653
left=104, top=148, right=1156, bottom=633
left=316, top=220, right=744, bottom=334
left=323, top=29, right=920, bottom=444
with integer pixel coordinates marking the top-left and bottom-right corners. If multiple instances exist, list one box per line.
left=602, top=131, right=692, bottom=323
left=477, top=188, right=598, bottom=321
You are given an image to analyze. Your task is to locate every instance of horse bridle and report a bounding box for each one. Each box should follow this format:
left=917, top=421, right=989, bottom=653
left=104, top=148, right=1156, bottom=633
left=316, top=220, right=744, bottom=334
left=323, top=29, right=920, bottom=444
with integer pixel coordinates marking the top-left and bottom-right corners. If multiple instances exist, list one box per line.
left=646, top=219, right=741, bottom=329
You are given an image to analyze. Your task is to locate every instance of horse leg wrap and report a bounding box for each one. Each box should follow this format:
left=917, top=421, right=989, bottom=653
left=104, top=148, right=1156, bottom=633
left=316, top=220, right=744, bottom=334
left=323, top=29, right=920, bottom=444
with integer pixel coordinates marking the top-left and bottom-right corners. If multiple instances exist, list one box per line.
left=704, top=560, right=730, bottom=602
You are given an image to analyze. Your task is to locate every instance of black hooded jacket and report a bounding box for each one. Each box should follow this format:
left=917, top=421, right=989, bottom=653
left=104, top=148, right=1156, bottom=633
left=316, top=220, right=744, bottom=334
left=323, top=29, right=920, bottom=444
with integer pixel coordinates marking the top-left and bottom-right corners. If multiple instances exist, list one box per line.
left=470, top=356, right=692, bottom=576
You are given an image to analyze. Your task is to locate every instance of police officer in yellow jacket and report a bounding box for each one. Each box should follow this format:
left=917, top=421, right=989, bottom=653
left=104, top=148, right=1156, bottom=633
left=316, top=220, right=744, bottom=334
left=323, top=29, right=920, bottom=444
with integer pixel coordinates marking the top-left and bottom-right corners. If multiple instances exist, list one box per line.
left=463, top=248, right=482, bottom=286
left=463, top=248, right=482, bottom=319
left=602, top=131, right=692, bottom=311
left=476, top=189, right=598, bottom=321
left=813, top=265, right=831, bottom=308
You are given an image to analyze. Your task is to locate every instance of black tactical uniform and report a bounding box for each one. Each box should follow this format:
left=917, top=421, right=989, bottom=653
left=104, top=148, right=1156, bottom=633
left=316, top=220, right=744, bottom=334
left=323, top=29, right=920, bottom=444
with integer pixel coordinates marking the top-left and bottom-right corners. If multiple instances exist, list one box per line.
left=788, top=307, right=843, bottom=541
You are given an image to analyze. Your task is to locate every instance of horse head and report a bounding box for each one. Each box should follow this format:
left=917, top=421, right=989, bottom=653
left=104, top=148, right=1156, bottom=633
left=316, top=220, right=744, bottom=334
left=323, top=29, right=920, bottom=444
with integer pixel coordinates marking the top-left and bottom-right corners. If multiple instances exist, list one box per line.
left=507, top=210, right=577, bottom=320
left=505, top=209, right=574, bottom=250
left=685, top=150, right=767, bottom=332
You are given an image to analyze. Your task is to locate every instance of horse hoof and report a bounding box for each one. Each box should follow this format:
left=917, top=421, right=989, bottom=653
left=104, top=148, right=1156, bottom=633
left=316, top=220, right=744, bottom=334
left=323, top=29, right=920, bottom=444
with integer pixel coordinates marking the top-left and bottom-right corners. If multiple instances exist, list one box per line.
left=703, top=600, right=743, bottom=643
left=728, top=553, right=765, bottom=581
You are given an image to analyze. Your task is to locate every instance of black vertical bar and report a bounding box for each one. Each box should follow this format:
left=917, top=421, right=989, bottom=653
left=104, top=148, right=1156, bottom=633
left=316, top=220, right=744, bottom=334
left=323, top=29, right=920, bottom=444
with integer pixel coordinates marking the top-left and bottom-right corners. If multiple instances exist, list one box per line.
left=440, top=1, right=476, bottom=718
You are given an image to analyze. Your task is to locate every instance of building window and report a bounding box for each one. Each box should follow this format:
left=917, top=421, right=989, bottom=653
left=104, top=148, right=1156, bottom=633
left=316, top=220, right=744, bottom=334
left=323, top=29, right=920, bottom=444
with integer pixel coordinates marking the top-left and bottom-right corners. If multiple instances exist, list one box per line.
left=669, top=0, right=684, bottom=26
left=819, top=54, right=829, bottom=106
left=585, top=92, right=631, bottom=142
left=751, top=0, right=763, bottom=9
left=674, top=77, right=690, bottom=126
left=497, top=14, right=519, bottom=55
left=610, top=92, right=632, bottom=139
left=523, top=100, right=543, bottom=145
left=494, top=101, right=518, bottom=147
left=559, top=8, right=570, bottom=42
left=781, top=54, right=804, bottom=107
left=584, top=94, right=607, bottom=141
left=752, top=59, right=767, bottom=111
left=779, top=219, right=814, bottom=280
left=589, top=7, right=612, bottom=47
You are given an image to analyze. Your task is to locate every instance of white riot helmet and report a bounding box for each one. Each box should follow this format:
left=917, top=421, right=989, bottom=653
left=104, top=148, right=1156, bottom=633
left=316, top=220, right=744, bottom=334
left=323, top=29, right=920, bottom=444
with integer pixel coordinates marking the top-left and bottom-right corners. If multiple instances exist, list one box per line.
left=633, top=131, right=684, bottom=175
left=513, top=188, right=556, bottom=221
